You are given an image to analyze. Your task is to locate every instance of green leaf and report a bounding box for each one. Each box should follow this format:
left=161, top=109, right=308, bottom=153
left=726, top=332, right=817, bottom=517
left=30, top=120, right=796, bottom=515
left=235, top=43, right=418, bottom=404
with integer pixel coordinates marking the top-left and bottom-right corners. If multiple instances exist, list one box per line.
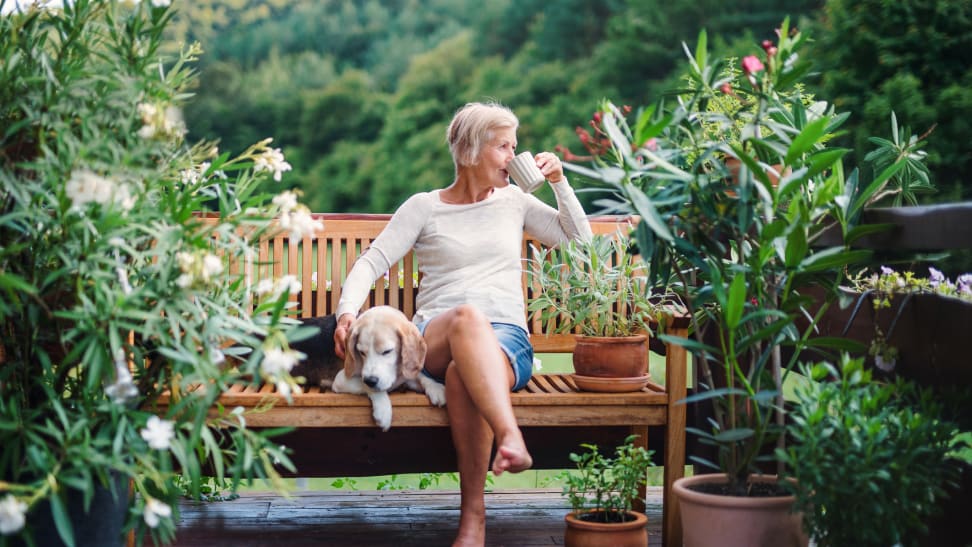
left=694, top=29, right=708, bottom=75
left=50, top=494, right=76, bottom=547
left=785, top=226, right=808, bottom=268
left=634, top=106, right=673, bottom=145
left=724, top=274, right=746, bottom=329
left=0, top=272, right=37, bottom=294
left=714, top=428, right=755, bottom=442
left=805, top=148, right=849, bottom=181
left=803, top=337, right=867, bottom=353
left=851, top=160, right=906, bottom=214
left=844, top=223, right=894, bottom=245
left=623, top=183, right=673, bottom=241
left=798, top=248, right=871, bottom=273
left=785, top=115, right=831, bottom=165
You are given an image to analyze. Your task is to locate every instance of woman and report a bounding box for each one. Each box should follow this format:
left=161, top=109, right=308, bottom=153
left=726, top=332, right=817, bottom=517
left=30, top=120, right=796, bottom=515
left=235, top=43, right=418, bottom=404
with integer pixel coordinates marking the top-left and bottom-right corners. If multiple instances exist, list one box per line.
left=333, top=101, right=592, bottom=546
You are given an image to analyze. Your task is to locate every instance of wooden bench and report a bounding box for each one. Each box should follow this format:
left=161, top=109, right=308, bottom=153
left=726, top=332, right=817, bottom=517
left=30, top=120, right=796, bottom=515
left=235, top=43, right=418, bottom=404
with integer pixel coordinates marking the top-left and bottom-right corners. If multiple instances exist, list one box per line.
left=158, top=213, right=688, bottom=546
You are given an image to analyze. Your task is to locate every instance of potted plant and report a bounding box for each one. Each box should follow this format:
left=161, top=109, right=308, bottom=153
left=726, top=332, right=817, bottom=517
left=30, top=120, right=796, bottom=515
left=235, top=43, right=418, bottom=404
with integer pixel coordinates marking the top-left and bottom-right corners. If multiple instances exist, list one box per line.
left=0, top=2, right=316, bottom=545
left=839, top=266, right=972, bottom=381
left=559, top=19, right=921, bottom=545
left=527, top=230, right=675, bottom=391
left=777, top=355, right=964, bottom=547
left=560, top=434, right=654, bottom=546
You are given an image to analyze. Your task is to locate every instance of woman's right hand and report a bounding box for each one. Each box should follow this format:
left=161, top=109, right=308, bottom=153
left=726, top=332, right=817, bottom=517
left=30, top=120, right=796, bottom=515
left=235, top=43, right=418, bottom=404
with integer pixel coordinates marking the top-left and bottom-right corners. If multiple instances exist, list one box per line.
left=334, top=313, right=356, bottom=359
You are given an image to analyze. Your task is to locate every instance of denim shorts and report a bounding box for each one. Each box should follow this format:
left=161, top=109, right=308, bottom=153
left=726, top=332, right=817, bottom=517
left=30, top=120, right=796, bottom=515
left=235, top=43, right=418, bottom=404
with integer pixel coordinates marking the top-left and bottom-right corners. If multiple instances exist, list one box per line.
left=416, top=320, right=534, bottom=391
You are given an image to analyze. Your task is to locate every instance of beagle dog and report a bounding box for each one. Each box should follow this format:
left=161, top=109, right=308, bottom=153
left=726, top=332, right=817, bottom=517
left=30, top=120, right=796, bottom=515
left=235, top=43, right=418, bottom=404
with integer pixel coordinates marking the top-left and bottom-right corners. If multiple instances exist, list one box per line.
left=289, top=306, right=446, bottom=431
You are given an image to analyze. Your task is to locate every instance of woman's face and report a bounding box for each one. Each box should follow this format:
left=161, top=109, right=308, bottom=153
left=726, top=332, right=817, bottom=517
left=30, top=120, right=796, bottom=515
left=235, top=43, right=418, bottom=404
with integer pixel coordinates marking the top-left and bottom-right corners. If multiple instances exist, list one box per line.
left=473, top=126, right=517, bottom=187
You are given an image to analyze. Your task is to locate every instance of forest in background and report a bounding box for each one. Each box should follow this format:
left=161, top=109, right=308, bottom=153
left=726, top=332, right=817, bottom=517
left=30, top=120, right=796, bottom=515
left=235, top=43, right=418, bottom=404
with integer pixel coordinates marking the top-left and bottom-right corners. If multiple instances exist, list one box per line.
left=167, top=0, right=972, bottom=214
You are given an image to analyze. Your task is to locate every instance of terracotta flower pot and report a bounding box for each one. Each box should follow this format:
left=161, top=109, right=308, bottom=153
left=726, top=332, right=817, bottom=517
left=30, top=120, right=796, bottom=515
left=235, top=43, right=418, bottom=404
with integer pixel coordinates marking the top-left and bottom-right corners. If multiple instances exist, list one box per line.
left=571, top=334, right=649, bottom=392
left=564, top=510, right=648, bottom=547
left=673, top=474, right=807, bottom=547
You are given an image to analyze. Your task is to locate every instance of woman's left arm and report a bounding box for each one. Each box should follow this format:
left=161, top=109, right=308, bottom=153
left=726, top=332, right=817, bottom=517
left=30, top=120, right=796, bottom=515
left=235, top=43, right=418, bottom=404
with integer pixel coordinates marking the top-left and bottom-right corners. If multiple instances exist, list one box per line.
left=523, top=181, right=593, bottom=247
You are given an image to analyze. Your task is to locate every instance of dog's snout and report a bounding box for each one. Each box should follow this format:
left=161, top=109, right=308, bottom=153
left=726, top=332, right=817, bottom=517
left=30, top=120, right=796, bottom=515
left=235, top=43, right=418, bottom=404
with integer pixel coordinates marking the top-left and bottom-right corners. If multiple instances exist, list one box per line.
left=363, top=376, right=380, bottom=388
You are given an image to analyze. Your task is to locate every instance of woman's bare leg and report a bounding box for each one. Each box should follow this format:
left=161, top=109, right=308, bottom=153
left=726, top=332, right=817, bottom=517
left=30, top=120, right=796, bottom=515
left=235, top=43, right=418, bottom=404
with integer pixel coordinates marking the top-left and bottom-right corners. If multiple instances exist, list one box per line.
left=444, top=364, right=491, bottom=547
left=423, top=305, right=534, bottom=546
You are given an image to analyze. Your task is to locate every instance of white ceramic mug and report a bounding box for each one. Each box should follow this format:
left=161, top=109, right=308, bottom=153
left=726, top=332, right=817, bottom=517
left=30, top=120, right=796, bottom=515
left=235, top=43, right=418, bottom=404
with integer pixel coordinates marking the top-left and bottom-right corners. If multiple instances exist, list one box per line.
left=507, top=151, right=546, bottom=193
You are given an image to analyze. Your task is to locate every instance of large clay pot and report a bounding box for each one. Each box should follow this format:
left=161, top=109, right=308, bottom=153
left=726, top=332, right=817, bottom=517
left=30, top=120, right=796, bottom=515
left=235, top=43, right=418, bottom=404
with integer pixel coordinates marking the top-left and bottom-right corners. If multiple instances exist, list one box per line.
left=674, top=474, right=807, bottom=547
left=14, top=473, right=129, bottom=547
left=572, top=334, right=648, bottom=378
left=571, top=334, right=649, bottom=392
left=564, top=510, right=648, bottom=547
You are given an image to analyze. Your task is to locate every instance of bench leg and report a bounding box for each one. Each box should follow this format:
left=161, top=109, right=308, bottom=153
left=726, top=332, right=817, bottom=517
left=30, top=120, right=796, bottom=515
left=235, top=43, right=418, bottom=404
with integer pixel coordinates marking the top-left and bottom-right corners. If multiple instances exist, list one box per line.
left=663, top=336, right=688, bottom=547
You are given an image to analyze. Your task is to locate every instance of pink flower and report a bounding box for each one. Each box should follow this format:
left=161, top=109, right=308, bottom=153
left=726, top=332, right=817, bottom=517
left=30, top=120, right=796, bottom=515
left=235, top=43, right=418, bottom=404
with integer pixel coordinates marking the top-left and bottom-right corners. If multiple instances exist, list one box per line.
left=741, top=56, right=764, bottom=75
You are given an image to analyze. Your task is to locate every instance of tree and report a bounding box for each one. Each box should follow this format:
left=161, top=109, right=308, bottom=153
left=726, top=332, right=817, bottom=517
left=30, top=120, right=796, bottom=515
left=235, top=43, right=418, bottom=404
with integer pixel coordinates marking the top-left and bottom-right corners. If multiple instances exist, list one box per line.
left=811, top=0, right=972, bottom=200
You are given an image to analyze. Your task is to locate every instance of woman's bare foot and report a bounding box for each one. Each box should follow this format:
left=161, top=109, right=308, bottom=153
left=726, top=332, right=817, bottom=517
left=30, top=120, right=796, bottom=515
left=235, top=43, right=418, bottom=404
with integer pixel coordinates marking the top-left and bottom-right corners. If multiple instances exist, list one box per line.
left=452, top=532, right=485, bottom=547
left=453, top=510, right=485, bottom=547
left=491, top=441, right=533, bottom=475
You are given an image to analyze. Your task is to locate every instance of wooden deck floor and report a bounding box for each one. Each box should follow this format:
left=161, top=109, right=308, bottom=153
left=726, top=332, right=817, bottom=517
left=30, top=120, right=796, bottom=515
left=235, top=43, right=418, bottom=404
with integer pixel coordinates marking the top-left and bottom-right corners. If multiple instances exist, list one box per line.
left=173, top=488, right=664, bottom=546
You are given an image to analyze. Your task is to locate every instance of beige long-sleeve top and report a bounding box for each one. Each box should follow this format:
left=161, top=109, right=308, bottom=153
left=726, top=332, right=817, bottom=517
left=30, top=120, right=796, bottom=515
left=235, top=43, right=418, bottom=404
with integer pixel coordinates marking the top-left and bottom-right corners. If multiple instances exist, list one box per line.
left=336, top=181, right=593, bottom=330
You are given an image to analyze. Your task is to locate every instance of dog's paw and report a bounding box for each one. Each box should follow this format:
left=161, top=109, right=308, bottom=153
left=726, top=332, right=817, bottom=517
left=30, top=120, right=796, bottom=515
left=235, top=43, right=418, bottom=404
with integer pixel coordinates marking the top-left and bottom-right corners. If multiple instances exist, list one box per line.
left=421, top=377, right=447, bottom=407
left=369, top=392, right=393, bottom=431
left=372, top=404, right=392, bottom=431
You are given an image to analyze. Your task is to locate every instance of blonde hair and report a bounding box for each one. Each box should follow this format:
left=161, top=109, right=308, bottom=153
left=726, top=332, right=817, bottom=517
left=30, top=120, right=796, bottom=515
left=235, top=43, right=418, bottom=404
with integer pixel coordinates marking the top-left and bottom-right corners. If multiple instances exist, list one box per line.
left=446, top=102, right=519, bottom=171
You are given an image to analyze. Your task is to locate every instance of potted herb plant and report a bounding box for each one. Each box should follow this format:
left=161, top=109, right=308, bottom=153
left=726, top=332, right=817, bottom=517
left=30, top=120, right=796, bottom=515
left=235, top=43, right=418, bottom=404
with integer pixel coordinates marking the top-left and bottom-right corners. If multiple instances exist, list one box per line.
left=0, top=2, right=316, bottom=545
left=778, top=355, right=964, bottom=547
left=560, top=435, right=654, bottom=547
left=527, top=230, right=675, bottom=391
left=559, top=19, right=921, bottom=545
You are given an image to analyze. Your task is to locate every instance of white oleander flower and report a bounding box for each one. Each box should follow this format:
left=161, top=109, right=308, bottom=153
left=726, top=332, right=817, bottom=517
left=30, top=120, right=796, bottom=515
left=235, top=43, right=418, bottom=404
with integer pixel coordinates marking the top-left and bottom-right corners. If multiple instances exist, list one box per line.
left=0, top=495, right=27, bottom=535
left=261, top=347, right=302, bottom=377
left=175, top=273, right=193, bottom=288
left=140, top=416, right=175, bottom=450
left=209, top=346, right=226, bottom=366
left=253, top=144, right=292, bottom=182
left=200, top=253, right=224, bottom=281
left=280, top=206, right=324, bottom=240
left=65, top=170, right=136, bottom=212
left=136, top=102, right=185, bottom=140
left=143, top=497, right=172, bottom=528
left=278, top=275, right=301, bottom=296
left=255, top=276, right=301, bottom=301
left=65, top=169, right=112, bottom=208
left=176, top=251, right=194, bottom=272
left=272, top=190, right=299, bottom=212
left=179, top=162, right=210, bottom=186
left=175, top=251, right=224, bottom=288
left=105, top=348, right=138, bottom=404
left=254, top=278, right=276, bottom=296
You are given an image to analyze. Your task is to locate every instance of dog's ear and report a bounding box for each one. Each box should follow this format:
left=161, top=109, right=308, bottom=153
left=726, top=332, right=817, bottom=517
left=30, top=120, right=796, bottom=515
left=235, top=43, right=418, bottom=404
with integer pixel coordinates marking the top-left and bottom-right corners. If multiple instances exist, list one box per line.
left=343, top=321, right=362, bottom=378
left=398, top=320, right=427, bottom=379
